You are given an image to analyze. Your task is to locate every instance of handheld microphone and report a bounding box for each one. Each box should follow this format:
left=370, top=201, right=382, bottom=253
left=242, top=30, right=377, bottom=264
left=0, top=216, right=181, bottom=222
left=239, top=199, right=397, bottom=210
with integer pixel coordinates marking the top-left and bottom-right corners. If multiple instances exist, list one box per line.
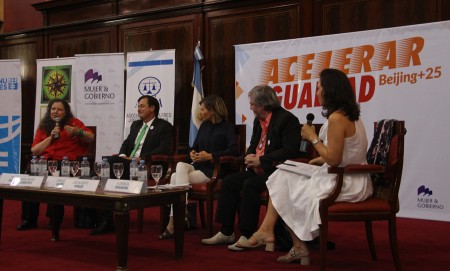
left=300, top=113, right=315, bottom=152
left=54, top=117, right=61, bottom=139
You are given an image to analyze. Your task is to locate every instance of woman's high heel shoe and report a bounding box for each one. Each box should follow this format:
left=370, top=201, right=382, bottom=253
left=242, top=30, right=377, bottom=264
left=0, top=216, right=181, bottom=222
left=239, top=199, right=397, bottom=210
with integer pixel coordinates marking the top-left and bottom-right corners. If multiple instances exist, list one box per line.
left=277, top=248, right=310, bottom=265
left=159, top=228, right=174, bottom=240
left=235, top=233, right=275, bottom=252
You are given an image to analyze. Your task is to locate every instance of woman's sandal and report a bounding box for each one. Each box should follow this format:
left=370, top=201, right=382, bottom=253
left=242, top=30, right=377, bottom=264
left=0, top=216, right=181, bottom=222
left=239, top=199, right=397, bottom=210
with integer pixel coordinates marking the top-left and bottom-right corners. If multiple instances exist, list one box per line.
left=235, top=232, right=275, bottom=252
left=277, top=247, right=310, bottom=265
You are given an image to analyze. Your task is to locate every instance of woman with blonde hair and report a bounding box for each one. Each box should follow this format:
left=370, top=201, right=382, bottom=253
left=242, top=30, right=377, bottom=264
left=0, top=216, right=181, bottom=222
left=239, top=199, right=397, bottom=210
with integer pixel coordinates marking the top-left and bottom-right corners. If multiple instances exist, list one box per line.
left=159, top=95, right=237, bottom=239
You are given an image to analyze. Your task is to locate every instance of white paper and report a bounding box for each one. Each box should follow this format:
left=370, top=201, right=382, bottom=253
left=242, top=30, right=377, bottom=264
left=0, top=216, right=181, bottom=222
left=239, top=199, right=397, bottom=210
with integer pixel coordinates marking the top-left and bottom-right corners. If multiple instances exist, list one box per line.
left=276, top=160, right=320, bottom=177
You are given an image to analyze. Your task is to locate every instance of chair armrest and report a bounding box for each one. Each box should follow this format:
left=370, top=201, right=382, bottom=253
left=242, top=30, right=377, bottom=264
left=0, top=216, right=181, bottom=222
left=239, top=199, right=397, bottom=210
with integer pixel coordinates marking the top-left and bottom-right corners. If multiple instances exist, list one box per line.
left=147, top=154, right=172, bottom=163
left=206, top=155, right=243, bottom=189
left=172, top=154, right=188, bottom=163
left=218, top=155, right=240, bottom=164
left=321, top=164, right=385, bottom=209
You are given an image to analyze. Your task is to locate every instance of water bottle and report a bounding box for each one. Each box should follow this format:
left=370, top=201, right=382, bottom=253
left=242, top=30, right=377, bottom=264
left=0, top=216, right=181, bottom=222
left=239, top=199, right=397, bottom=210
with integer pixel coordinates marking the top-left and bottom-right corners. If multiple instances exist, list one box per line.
left=138, top=160, right=148, bottom=192
left=38, top=156, right=47, bottom=176
left=80, top=157, right=90, bottom=179
left=101, top=158, right=110, bottom=179
left=30, top=155, right=38, bottom=176
left=61, top=156, right=70, bottom=177
left=129, top=158, right=138, bottom=180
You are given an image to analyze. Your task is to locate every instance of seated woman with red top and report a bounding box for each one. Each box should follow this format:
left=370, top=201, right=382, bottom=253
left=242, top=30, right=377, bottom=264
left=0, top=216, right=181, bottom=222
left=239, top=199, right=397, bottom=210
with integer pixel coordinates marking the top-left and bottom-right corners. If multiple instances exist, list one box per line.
left=17, top=98, right=94, bottom=230
left=31, top=99, right=94, bottom=160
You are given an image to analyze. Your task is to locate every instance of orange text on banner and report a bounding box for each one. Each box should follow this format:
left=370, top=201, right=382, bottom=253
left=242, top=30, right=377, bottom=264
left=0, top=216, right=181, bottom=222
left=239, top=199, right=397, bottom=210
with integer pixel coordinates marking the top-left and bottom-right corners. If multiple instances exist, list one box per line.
left=260, top=36, right=424, bottom=84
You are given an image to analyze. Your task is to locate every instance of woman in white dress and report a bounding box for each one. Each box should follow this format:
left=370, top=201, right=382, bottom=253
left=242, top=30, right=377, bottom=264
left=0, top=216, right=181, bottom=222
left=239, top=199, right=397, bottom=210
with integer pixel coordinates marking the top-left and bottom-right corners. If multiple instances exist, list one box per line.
left=236, top=68, right=373, bottom=265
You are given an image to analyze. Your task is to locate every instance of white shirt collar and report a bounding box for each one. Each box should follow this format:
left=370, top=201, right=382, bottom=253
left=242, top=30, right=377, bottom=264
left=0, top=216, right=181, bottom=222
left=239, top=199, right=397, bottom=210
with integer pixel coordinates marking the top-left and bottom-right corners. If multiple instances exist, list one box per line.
left=143, top=117, right=155, bottom=128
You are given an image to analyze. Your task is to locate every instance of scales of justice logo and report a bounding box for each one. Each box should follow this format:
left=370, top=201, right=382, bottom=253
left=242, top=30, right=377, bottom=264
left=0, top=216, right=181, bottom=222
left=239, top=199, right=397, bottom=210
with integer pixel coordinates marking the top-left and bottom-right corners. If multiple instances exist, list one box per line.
left=138, top=76, right=161, bottom=96
left=41, top=65, right=72, bottom=103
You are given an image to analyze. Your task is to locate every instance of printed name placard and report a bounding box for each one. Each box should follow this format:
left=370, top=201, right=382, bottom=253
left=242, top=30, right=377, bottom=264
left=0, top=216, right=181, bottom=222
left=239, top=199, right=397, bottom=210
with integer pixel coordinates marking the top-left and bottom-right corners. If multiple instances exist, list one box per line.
left=0, top=173, right=45, bottom=188
left=44, top=176, right=67, bottom=189
left=16, top=175, right=45, bottom=188
left=0, top=173, right=29, bottom=186
left=104, top=179, right=145, bottom=194
left=61, top=178, right=100, bottom=192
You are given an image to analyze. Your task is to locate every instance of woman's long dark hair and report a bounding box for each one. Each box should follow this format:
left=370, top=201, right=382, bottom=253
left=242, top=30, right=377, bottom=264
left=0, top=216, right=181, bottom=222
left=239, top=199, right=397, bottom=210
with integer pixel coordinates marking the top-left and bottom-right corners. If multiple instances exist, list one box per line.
left=38, top=99, right=74, bottom=135
left=320, top=68, right=360, bottom=121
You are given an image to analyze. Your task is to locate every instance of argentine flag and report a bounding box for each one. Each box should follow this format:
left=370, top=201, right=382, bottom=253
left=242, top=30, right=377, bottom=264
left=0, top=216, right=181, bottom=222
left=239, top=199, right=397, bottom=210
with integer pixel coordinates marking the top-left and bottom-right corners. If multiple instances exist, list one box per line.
left=189, top=42, right=204, bottom=147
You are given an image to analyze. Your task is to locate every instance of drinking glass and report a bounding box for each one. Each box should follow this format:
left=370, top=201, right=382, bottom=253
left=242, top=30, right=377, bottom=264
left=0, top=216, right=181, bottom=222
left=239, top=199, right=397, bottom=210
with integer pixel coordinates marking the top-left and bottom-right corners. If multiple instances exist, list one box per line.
left=70, top=161, right=80, bottom=177
left=93, top=161, right=102, bottom=179
left=151, top=165, right=163, bottom=188
left=48, top=160, right=58, bottom=176
left=113, top=163, right=124, bottom=179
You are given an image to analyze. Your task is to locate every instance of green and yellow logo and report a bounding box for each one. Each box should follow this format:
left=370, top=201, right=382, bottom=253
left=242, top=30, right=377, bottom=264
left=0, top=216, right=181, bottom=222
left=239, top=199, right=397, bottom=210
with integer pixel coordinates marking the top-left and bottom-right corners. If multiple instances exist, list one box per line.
left=41, top=65, right=71, bottom=103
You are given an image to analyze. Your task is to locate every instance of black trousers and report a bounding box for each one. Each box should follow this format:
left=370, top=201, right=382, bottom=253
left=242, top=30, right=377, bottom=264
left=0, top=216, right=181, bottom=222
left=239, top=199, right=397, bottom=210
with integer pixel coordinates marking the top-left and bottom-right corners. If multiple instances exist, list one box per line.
left=215, top=169, right=269, bottom=238
left=20, top=201, right=64, bottom=225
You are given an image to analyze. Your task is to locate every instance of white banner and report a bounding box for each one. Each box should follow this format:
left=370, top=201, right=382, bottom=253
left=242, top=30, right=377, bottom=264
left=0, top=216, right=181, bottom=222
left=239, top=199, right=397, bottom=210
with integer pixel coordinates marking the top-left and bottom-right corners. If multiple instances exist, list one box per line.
left=0, top=59, right=22, bottom=174
left=125, top=50, right=175, bottom=137
left=75, top=53, right=125, bottom=161
left=235, top=21, right=450, bottom=222
left=35, top=57, right=76, bottom=134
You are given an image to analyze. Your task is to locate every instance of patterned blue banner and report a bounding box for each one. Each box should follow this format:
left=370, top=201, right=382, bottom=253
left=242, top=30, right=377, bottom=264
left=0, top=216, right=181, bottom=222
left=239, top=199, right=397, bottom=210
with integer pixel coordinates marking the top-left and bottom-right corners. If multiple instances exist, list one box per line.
left=0, top=60, right=22, bottom=174
left=0, top=116, right=21, bottom=173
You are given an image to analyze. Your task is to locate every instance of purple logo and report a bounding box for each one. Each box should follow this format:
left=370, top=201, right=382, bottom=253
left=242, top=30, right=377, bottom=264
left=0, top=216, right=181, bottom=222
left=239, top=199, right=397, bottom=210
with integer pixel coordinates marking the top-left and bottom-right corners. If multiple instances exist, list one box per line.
left=85, top=69, right=103, bottom=83
left=417, top=185, right=432, bottom=196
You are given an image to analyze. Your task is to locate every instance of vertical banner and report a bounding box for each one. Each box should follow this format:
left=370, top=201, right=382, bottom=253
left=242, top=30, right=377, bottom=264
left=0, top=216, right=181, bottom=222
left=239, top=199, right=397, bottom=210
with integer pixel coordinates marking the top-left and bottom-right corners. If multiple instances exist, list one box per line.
left=125, top=50, right=175, bottom=137
left=235, top=21, right=450, bottom=222
left=75, top=53, right=125, bottom=161
left=35, top=57, right=76, bottom=134
left=0, top=59, right=22, bottom=174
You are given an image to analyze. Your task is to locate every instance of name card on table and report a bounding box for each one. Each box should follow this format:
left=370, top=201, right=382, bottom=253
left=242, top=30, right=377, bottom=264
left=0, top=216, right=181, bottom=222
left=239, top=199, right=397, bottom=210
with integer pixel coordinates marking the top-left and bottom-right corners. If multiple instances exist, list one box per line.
left=104, top=179, right=145, bottom=194
left=61, top=178, right=100, bottom=192
left=0, top=173, right=28, bottom=185
left=44, top=176, right=67, bottom=189
left=0, top=173, right=44, bottom=188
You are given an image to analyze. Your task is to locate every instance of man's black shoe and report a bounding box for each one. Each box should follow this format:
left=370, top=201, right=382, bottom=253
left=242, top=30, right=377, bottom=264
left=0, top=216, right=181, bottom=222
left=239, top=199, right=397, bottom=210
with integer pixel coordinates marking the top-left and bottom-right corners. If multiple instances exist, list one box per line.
left=90, top=221, right=114, bottom=235
left=16, top=220, right=37, bottom=231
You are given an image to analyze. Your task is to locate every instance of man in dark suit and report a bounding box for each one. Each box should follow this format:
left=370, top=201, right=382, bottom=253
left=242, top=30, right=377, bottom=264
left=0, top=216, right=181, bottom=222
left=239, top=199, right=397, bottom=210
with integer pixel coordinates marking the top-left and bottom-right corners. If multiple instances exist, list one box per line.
left=202, top=85, right=301, bottom=250
left=91, top=95, right=173, bottom=235
left=108, top=95, right=173, bottom=180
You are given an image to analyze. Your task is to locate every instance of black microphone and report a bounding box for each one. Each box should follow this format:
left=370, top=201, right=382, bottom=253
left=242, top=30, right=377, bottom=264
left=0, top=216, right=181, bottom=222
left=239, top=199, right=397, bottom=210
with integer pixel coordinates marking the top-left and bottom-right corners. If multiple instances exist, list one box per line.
left=300, top=113, right=315, bottom=152
left=54, top=117, right=60, bottom=139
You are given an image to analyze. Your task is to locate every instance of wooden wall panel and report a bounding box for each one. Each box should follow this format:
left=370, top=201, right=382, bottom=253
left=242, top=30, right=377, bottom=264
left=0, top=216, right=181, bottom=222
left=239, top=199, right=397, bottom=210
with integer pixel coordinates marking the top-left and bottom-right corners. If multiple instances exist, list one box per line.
left=205, top=1, right=311, bottom=124
left=119, top=15, right=199, bottom=150
left=3, top=0, right=43, bottom=32
left=46, top=3, right=117, bottom=26
left=47, top=26, right=117, bottom=58
left=119, top=0, right=200, bottom=15
left=32, top=0, right=117, bottom=26
left=314, top=0, right=444, bottom=35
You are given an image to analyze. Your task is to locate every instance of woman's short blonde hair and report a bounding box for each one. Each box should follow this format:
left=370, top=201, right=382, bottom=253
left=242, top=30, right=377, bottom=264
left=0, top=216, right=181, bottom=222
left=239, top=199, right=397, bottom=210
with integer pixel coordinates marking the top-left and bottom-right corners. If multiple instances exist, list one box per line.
left=200, top=95, right=228, bottom=124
